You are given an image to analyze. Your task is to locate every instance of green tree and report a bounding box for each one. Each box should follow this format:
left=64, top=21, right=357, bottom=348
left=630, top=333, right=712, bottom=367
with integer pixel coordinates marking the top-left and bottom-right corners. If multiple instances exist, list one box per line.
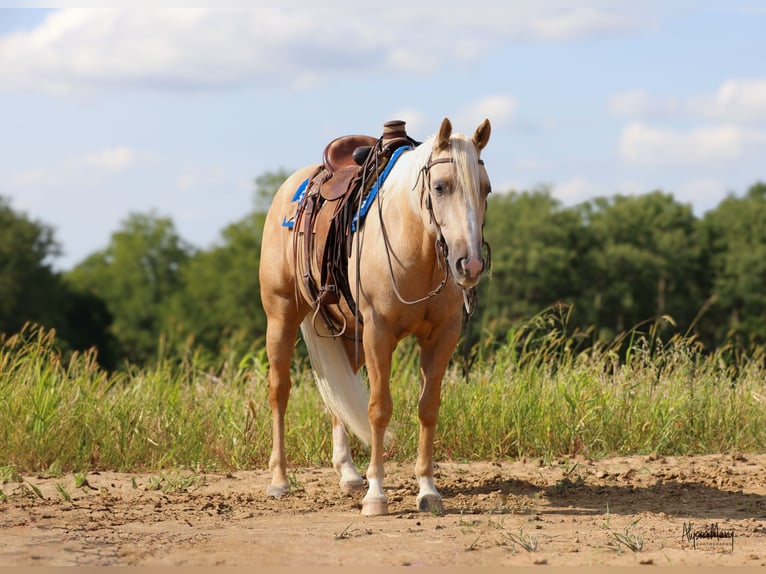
left=66, top=212, right=192, bottom=364
left=168, top=212, right=267, bottom=357
left=578, top=191, right=703, bottom=341
left=163, top=170, right=287, bottom=359
left=476, top=187, right=586, bottom=339
left=0, top=196, right=65, bottom=334
left=700, top=181, right=766, bottom=347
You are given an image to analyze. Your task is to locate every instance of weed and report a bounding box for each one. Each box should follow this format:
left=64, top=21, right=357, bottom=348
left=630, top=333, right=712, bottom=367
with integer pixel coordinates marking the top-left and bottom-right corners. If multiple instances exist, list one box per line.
left=287, top=472, right=304, bottom=491
left=24, top=480, right=44, bottom=499
left=143, top=472, right=205, bottom=493
left=458, top=511, right=481, bottom=528
left=334, top=523, right=372, bottom=540
left=1, top=323, right=766, bottom=473
left=145, top=475, right=163, bottom=491
left=74, top=472, right=95, bottom=489
left=549, top=462, right=588, bottom=495
left=335, top=523, right=353, bottom=540
left=55, top=482, right=71, bottom=502
left=607, top=518, right=644, bottom=553
left=0, top=465, right=21, bottom=484
left=465, top=535, right=483, bottom=551
left=162, top=473, right=205, bottom=493
left=487, top=516, right=506, bottom=530
left=503, top=527, right=538, bottom=553
left=40, top=461, right=63, bottom=479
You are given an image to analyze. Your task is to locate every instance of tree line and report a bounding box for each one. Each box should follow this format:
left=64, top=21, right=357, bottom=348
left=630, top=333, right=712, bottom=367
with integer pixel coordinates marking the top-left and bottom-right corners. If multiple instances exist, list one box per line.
left=2, top=175, right=765, bottom=370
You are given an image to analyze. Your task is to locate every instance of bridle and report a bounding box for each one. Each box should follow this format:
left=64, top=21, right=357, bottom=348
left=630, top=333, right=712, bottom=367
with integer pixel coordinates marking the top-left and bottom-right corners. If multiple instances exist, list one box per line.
left=377, top=152, right=487, bottom=309
left=350, top=149, right=489, bottom=366
left=418, top=154, right=484, bottom=238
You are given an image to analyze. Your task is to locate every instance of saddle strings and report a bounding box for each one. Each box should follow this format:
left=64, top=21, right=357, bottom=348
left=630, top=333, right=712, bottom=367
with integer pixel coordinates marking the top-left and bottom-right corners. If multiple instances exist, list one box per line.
left=352, top=139, right=379, bottom=365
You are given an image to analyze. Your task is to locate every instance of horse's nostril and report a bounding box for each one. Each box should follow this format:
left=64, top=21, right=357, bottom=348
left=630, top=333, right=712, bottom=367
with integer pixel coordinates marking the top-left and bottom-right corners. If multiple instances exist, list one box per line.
left=458, top=256, right=483, bottom=279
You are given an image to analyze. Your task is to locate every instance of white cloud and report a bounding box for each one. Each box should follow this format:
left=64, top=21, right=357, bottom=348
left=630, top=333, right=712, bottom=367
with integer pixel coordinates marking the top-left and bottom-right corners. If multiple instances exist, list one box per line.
left=387, top=109, right=429, bottom=138
left=551, top=176, right=599, bottom=204
left=69, top=147, right=137, bottom=171
left=10, top=146, right=144, bottom=188
left=676, top=178, right=729, bottom=214
left=386, top=95, right=517, bottom=140
left=456, top=95, right=518, bottom=130
left=175, top=164, right=227, bottom=191
left=528, top=6, right=639, bottom=41
left=609, top=90, right=679, bottom=119
left=9, top=167, right=62, bottom=189
left=614, top=181, right=649, bottom=196
left=0, top=5, right=654, bottom=95
left=611, top=79, right=766, bottom=123
left=611, top=179, right=727, bottom=214
left=511, top=157, right=545, bottom=171
left=702, top=79, right=766, bottom=123
left=619, top=122, right=766, bottom=167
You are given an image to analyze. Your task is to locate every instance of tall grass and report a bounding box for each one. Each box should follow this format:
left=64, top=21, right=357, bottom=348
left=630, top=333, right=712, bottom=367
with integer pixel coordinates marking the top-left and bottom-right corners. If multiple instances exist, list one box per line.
left=1, top=318, right=764, bottom=474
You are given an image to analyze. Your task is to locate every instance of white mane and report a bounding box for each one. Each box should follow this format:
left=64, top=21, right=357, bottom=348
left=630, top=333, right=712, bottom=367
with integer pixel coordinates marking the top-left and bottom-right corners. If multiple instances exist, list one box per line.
left=385, top=132, right=483, bottom=215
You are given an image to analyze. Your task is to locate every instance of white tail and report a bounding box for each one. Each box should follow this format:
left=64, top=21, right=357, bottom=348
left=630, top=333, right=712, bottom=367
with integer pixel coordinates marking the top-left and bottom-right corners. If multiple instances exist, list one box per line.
left=300, top=318, right=372, bottom=445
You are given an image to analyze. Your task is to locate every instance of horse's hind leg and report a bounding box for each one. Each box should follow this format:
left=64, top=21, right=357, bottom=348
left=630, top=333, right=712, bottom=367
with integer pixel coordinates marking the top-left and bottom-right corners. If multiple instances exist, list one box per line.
left=332, top=415, right=365, bottom=494
left=264, top=301, right=303, bottom=498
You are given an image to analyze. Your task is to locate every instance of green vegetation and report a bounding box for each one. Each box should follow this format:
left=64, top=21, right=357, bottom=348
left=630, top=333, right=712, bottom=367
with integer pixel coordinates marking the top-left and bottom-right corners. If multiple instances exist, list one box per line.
left=2, top=177, right=766, bottom=369
left=1, top=320, right=764, bottom=474
left=2, top=173, right=766, bottom=474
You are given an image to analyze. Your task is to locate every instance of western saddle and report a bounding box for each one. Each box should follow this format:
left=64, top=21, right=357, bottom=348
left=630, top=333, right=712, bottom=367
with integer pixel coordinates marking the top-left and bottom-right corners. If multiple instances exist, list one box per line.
left=291, top=120, right=419, bottom=338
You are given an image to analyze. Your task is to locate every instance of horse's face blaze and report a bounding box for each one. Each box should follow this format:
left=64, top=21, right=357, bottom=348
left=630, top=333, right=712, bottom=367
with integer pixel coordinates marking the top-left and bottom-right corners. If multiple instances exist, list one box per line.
left=426, top=123, right=491, bottom=289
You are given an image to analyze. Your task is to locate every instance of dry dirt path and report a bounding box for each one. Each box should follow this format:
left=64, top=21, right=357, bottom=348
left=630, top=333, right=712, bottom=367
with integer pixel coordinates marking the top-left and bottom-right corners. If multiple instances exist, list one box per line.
left=2, top=454, right=765, bottom=566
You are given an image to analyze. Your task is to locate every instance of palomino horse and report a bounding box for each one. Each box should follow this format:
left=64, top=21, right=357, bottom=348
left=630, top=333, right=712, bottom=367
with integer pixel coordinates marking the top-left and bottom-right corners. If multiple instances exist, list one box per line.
left=259, top=117, right=492, bottom=515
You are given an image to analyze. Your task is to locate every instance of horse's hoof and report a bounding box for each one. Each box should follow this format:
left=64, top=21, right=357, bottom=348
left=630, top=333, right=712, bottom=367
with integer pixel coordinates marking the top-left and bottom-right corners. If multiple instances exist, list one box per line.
left=417, top=494, right=444, bottom=515
left=361, top=499, right=389, bottom=516
left=340, top=478, right=366, bottom=495
left=267, top=484, right=290, bottom=499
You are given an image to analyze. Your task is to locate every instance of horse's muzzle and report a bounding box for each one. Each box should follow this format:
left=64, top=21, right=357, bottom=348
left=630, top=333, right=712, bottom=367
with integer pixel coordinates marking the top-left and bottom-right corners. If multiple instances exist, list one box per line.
left=455, top=255, right=484, bottom=287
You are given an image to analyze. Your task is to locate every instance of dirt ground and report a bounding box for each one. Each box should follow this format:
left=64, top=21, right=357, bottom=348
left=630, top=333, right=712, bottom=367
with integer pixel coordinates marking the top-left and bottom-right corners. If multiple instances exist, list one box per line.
left=1, top=453, right=765, bottom=567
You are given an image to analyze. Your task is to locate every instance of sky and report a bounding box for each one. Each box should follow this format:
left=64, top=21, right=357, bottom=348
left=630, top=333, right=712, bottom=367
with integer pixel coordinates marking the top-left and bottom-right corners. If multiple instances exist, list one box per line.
left=1, top=2, right=765, bottom=270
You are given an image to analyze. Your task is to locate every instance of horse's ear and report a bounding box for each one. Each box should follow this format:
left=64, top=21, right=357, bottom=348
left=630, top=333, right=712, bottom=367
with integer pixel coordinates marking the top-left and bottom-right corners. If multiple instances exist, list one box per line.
left=473, top=118, right=491, bottom=152
left=436, top=118, right=452, bottom=150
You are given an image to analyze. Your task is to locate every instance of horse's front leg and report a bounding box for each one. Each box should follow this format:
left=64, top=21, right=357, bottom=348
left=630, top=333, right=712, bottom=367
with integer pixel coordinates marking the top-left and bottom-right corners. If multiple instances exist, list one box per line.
left=415, top=380, right=444, bottom=514
left=361, top=329, right=395, bottom=516
left=414, top=338, right=453, bottom=514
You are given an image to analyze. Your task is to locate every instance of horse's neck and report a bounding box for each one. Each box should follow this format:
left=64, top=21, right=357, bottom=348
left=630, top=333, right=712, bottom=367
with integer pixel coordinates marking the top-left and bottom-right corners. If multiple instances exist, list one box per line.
left=377, top=152, right=436, bottom=255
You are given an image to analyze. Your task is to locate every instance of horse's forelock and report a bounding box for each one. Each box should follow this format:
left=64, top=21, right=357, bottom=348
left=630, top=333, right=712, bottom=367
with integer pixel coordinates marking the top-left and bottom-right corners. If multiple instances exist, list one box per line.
left=449, top=134, right=482, bottom=208
left=388, top=132, right=483, bottom=213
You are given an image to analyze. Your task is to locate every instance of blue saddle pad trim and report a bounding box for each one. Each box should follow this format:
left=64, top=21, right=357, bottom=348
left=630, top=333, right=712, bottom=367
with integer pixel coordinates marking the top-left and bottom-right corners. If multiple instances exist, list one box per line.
left=351, top=144, right=411, bottom=232
left=281, top=144, right=412, bottom=231
left=281, top=178, right=310, bottom=229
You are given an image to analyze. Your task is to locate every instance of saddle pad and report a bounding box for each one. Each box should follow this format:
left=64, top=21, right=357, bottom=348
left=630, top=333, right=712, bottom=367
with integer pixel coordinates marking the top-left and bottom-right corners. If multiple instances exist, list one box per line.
left=281, top=179, right=310, bottom=229
left=281, top=144, right=412, bottom=231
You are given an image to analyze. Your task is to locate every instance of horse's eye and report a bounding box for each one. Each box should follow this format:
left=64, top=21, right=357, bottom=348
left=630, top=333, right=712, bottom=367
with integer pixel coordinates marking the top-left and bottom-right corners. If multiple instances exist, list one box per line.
left=433, top=183, right=446, bottom=196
